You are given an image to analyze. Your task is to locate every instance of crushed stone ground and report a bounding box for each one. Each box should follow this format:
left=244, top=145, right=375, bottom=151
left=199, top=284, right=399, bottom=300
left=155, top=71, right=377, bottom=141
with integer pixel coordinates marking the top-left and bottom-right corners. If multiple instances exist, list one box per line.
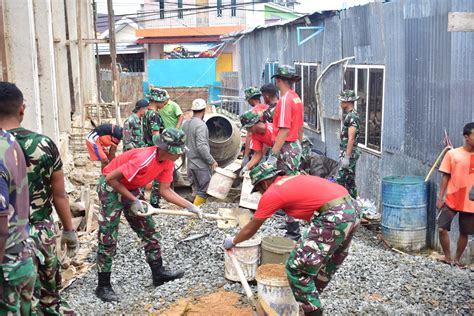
left=63, top=202, right=473, bottom=315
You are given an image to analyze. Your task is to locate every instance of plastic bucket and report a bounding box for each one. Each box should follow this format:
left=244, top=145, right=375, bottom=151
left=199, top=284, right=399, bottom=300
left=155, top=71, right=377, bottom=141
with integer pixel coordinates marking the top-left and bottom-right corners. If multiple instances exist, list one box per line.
left=224, top=237, right=261, bottom=281
left=239, top=172, right=262, bottom=210
left=261, top=236, right=296, bottom=265
left=207, top=167, right=237, bottom=200
left=256, top=264, right=299, bottom=316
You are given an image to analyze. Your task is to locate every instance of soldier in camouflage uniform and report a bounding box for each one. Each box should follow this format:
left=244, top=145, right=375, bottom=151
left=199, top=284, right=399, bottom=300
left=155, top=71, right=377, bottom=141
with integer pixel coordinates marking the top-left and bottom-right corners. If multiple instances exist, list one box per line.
left=122, top=99, right=148, bottom=151
left=95, top=128, right=202, bottom=302
left=1, top=82, right=78, bottom=315
left=143, top=89, right=165, bottom=208
left=260, top=83, right=279, bottom=123
left=335, top=90, right=361, bottom=198
left=0, top=129, right=37, bottom=315
left=224, top=162, right=361, bottom=316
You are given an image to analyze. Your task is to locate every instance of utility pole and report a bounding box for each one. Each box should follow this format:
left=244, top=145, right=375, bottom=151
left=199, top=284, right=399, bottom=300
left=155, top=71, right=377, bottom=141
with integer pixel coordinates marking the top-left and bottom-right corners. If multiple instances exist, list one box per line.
left=107, top=0, right=121, bottom=125
left=0, top=0, right=8, bottom=81
left=92, top=0, right=102, bottom=118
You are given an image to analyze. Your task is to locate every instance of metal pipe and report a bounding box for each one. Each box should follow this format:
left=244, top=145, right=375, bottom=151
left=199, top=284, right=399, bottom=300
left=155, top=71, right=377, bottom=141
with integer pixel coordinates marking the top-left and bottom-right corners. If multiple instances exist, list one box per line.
left=314, top=56, right=355, bottom=143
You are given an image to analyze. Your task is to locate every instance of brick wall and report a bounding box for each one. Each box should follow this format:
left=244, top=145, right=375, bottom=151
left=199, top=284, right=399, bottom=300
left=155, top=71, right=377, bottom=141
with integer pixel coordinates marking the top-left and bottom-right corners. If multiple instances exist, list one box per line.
left=164, top=87, right=209, bottom=112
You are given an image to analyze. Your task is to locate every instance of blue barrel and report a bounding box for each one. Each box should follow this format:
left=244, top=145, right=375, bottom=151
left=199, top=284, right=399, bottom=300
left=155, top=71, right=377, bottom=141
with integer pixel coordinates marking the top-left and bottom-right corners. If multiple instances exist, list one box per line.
left=381, top=176, right=428, bottom=252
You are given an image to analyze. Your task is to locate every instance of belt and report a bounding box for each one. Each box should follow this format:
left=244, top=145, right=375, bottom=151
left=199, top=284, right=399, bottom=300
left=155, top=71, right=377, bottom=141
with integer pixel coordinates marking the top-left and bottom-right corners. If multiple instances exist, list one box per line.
left=319, top=195, right=353, bottom=213
left=5, top=241, right=25, bottom=255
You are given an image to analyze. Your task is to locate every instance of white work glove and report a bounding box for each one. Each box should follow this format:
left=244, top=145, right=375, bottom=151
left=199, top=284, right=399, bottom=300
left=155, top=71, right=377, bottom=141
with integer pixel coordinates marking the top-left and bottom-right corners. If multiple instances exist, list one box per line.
left=266, top=152, right=278, bottom=166
left=223, top=236, right=235, bottom=250
left=187, top=204, right=203, bottom=219
left=341, top=155, right=350, bottom=168
left=61, top=230, right=78, bottom=258
left=130, top=199, right=145, bottom=215
left=239, top=165, right=249, bottom=177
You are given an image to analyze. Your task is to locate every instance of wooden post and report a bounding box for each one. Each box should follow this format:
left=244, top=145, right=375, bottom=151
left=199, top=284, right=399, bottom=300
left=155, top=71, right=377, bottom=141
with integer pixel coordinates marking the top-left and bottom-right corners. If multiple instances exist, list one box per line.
left=107, top=0, right=121, bottom=125
left=92, top=0, right=102, bottom=124
left=0, top=0, right=8, bottom=81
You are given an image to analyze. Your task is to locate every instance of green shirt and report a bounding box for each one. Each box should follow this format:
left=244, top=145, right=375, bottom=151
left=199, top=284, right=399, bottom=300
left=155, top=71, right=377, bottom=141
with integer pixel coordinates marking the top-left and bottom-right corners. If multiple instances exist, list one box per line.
left=157, top=100, right=183, bottom=129
left=8, top=127, right=63, bottom=223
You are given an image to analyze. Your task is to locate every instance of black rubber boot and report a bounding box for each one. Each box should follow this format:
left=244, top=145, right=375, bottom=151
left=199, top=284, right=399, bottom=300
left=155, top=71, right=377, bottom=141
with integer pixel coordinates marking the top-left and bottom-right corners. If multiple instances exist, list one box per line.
left=149, top=258, right=184, bottom=286
left=285, top=220, right=301, bottom=241
left=305, top=310, right=323, bottom=316
left=95, top=272, right=119, bottom=302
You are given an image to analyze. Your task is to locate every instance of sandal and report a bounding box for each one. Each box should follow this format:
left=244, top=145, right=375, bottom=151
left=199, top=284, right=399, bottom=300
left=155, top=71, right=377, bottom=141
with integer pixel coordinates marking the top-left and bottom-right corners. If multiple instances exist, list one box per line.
left=437, top=257, right=452, bottom=265
left=453, top=261, right=466, bottom=269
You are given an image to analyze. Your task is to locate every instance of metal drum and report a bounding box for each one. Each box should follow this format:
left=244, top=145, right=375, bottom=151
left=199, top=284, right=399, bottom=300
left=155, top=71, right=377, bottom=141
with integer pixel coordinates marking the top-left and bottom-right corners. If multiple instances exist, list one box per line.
left=381, top=176, right=428, bottom=252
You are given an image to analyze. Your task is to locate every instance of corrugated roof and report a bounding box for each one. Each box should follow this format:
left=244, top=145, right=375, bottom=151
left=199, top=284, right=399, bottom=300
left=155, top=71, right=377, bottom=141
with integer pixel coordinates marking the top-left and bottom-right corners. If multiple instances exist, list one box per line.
left=136, top=25, right=245, bottom=38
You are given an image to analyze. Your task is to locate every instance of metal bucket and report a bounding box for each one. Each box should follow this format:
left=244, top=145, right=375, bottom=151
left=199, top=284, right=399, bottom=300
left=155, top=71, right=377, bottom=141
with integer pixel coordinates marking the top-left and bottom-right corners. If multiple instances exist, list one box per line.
left=239, top=172, right=262, bottom=210
left=381, top=176, right=428, bottom=252
left=256, top=264, right=299, bottom=316
left=224, top=237, right=261, bottom=281
left=205, top=114, right=241, bottom=168
left=261, top=236, right=296, bottom=265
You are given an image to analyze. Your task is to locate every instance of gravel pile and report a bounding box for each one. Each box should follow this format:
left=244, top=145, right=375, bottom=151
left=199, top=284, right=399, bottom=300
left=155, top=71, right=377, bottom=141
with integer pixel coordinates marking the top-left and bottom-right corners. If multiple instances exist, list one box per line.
left=63, top=202, right=472, bottom=315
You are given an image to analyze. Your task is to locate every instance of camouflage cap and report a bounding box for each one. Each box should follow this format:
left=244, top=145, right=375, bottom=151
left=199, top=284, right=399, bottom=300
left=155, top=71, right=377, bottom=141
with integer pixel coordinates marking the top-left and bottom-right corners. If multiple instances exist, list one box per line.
left=240, top=111, right=261, bottom=129
left=155, top=128, right=186, bottom=155
left=338, top=90, right=360, bottom=102
left=271, top=65, right=302, bottom=82
left=244, top=86, right=262, bottom=100
left=149, top=88, right=170, bottom=102
left=249, top=161, right=283, bottom=193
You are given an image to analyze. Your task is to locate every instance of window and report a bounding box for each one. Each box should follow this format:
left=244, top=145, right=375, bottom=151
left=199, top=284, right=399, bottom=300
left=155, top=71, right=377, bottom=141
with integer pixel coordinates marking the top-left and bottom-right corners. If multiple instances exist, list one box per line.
left=159, top=0, right=165, bottom=19
left=294, top=62, right=319, bottom=131
left=231, top=0, right=237, bottom=17
left=177, top=0, right=183, bottom=19
left=343, top=65, right=384, bottom=152
left=263, top=61, right=279, bottom=84
left=217, top=0, right=223, bottom=17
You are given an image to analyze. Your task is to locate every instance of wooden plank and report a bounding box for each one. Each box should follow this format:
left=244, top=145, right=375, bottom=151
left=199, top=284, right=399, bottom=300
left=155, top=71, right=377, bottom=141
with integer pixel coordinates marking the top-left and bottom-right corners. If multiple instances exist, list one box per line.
left=448, top=12, right=474, bottom=32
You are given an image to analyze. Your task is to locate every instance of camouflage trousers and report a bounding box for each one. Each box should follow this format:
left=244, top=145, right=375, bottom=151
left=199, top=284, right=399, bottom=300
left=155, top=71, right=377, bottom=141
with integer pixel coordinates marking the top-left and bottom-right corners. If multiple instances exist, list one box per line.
left=150, top=180, right=161, bottom=207
left=335, top=150, right=360, bottom=198
left=97, top=176, right=162, bottom=273
left=277, top=141, right=302, bottom=176
left=0, top=242, right=37, bottom=315
left=285, top=197, right=361, bottom=314
left=30, top=218, right=75, bottom=315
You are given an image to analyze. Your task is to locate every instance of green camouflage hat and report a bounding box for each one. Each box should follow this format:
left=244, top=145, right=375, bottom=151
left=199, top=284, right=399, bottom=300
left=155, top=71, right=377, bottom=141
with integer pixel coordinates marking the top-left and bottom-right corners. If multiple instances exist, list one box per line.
left=240, top=111, right=261, bottom=129
left=155, top=128, right=186, bottom=155
left=249, top=162, right=283, bottom=192
left=271, top=65, right=301, bottom=82
left=338, top=90, right=360, bottom=102
left=244, top=86, right=262, bottom=100
left=150, top=88, right=170, bottom=102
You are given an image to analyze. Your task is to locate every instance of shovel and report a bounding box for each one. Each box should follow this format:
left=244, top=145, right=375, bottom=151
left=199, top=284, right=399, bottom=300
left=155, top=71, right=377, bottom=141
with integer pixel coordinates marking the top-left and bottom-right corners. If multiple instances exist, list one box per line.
left=138, top=201, right=249, bottom=227
left=226, top=248, right=257, bottom=310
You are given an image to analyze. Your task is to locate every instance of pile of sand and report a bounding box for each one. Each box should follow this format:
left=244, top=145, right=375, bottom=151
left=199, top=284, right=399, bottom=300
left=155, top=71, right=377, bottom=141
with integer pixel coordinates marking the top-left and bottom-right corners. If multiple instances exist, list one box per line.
left=157, top=290, right=253, bottom=316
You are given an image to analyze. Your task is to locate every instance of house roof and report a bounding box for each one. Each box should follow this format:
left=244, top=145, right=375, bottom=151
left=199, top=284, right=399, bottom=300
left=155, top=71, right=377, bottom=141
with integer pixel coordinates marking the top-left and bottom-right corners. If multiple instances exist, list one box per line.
left=136, top=25, right=245, bottom=39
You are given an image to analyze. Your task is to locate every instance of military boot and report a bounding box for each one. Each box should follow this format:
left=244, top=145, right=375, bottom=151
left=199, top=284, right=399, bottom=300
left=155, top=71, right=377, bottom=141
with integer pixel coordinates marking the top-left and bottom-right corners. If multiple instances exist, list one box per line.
left=149, top=258, right=184, bottom=286
left=305, top=310, right=323, bottom=316
left=285, top=220, right=301, bottom=241
left=95, top=272, right=119, bottom=302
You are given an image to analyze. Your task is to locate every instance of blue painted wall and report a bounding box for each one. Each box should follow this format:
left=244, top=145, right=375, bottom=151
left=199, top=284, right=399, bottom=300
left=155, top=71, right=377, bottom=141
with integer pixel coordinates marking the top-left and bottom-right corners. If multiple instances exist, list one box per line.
left=147, top=58, right=216, bottom=87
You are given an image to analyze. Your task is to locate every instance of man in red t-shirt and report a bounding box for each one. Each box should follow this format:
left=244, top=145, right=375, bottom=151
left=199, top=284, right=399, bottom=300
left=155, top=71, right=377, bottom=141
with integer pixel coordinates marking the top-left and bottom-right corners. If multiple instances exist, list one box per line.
left=239, top=110, right=274, bottom=175
left=265, top=65, right=304, bottom=176
left=223, top=162, right=361, bottom=316
left=241, top=87, right=269, bottom=168
left=437, top=122, right=474, bottom=267
left=95, top=128, right=202, bottom=302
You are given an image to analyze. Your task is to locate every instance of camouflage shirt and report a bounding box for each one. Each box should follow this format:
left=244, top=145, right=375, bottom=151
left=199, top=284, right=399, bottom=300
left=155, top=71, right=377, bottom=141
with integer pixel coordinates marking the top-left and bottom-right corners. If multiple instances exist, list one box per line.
left=123, top=113, right=145, bottom=151
left=339, top=109, right=360, bottom=154
left=8, top=128, right=63, bottom=223
left=142, top=109, right=163, bottom=146
left=262, top=102, right=277, bottom=123
left=0, top=130, right=30, bottom=249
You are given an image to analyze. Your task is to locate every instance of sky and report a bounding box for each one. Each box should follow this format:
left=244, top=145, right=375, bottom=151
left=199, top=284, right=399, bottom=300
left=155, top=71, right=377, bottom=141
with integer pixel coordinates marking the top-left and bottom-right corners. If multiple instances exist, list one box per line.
left=97, top=0, right=372, bottom=15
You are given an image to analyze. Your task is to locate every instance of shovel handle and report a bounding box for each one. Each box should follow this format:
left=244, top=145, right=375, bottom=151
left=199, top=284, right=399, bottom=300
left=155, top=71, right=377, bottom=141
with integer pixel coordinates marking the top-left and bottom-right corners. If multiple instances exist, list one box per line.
left=137, top=201, right=236, bottom=221
left=226, top=249, right=256, bottom=305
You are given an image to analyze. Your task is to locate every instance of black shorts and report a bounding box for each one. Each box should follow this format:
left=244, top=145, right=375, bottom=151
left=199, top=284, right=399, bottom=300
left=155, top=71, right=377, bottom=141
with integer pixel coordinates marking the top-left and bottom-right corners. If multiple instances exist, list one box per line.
left=437, top=205, right=474, bottom=235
